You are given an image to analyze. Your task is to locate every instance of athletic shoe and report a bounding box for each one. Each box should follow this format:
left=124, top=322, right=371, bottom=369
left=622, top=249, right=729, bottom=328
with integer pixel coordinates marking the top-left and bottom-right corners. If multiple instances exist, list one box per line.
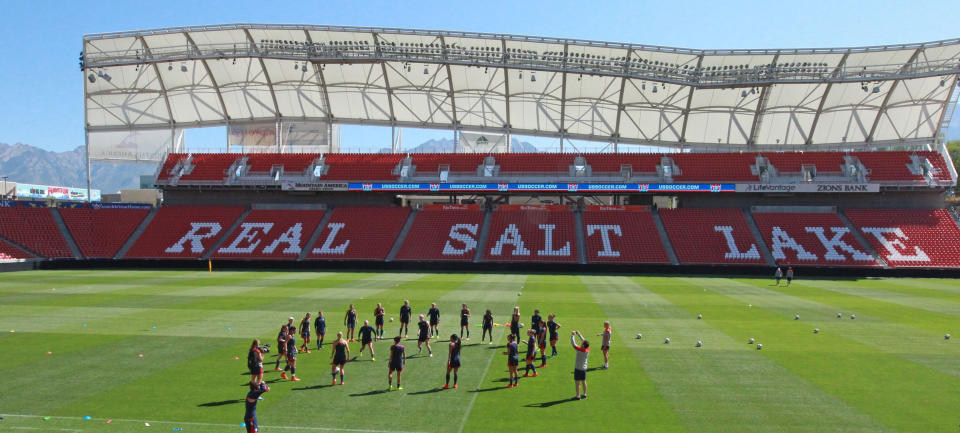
left=443, top=384, right=449, bottom=389
left=340, top=382, right=345, bottom=385
left=522, top=373, right=529, bottom=377
left=371, top=357, right=375, bottom=362
left=273, top=367, right=282, bottom=371
left=465, top=338, right=470, bottom=341
left=531, top=373, right=538, bottom=377
left=581, top=394, right=587, bottom=399
left=505, top=384, right=514, bottom=388
left=291, top=377, right=300, bottom=382
left=397, top=386, right=403, bottom=390
left=387, top=385, right=393, bottom=391
left=429, top=353, right=433, bottom=357
left=332, top=379, right=337, bottom=385
left=280, top=373, right=288, bottom=380
left=305, top=350, right=310, bottom=354
left=453, top=384, right=458, bottom=389
left=573, top=395, right=581, bottom=400
left=539, top=364, right=547, bottom=368
left=488, top=342, right=493, bottom=345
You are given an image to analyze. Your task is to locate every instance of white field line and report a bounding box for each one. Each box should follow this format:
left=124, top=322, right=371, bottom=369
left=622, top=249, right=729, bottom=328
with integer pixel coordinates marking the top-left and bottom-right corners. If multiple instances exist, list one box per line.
left=1, top=414, right=427, bottom=433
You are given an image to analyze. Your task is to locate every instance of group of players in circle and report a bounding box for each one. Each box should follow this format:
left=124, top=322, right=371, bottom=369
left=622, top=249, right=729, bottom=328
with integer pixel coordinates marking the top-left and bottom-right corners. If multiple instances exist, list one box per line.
left=243, top=301, right=614, bottom=433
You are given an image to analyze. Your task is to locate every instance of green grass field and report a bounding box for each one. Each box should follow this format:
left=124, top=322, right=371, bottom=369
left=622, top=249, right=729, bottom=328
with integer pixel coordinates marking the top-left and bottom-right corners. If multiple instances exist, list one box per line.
left=1, top=270, right=958, bottom=433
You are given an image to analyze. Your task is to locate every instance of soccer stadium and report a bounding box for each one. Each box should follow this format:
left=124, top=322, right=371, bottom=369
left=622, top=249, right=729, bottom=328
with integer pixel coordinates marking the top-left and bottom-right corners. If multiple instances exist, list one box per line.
left=2, top=22, right=960, bottom=432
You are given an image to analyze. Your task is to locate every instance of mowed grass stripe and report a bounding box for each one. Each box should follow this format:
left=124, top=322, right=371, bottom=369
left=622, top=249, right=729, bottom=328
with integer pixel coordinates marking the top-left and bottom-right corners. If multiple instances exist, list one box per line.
left=605, top=276, right=890, bottom=433
left=799, top=277, right=960, bottom=317
left=671, top=276, right=960, bottom=433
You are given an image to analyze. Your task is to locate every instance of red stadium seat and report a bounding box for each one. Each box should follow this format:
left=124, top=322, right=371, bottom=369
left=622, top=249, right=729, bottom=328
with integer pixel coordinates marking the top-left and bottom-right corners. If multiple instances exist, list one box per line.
left=844, top=209, right=960, bottom=268
left=124, top=206, right=246, bottom=259
left=179, top=154, right=241, bottom=182
left=671, top=153, right=758, bottom=182
left=322, top=154, right=404, bottom=181
left=156, top=154, right=189, bottom=181
left=659, top=208, right=766, bottom=265
left=245, top=154, right=321, bottom=174
left=752, top=212, right=878, bottom=267
left=581, top=206, right=670, bottom=263
left=394, top=205, right=485, bottom=261
left=304, top=206, right=411, bottom=260
left=60, top=208, right=150, bottom=258
left=0, top=207, right=73, bottom=258
left=482, top=205, right=577, bottom=263
left=762, top=152, right=845, bottom=174
left=584, top=154, right=662, bottom=174
left=853, top=152, right=922, bottom=181
left=212, top=209, right=326, bottom=260
left=0, top=238, right=32, bottom=260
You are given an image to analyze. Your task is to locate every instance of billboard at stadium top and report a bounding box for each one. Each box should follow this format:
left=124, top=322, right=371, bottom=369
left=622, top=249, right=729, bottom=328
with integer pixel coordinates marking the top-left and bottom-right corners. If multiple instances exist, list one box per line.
left=15, top=183, right=102, bottom=202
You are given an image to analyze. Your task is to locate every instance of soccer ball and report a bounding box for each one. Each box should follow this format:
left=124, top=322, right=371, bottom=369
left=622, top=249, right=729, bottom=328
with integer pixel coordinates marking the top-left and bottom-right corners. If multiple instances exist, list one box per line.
left=636, top=333, right=642, bottom=340
left=664, top=337, right=670, bottom=344
left=748, top=337, right=755, bottom=344
left=695, top=340, right=702, bottom=347
left=946, top=334, right=951, bottom=340
left=794, top=314, right=800, bottom=320
left=389, top=317, right=394, bottom=322
left=334, top=366, right=341, bottom=374
left=837, top=313, right=842, bottom=318
left=519, top=323, right=524, bottom=328
left=756, top=343, right=763, bottom=350
left=697, top=314, right=702, bottom=320
left=850, top=314, right=856, bottom=320
left=517, top=292, right=522, bottom=296
left=814, top=328, right=820, bottom=334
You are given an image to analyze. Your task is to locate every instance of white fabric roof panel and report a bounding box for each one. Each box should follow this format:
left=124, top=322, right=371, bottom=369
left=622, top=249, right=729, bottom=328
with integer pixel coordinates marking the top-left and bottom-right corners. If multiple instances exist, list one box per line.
left=82, top=25, right=960, bottom=149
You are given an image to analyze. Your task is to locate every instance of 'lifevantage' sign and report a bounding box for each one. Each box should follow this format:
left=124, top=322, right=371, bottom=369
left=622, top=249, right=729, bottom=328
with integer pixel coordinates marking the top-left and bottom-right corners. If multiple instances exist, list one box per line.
left=736, top=183, right=879, bottom=193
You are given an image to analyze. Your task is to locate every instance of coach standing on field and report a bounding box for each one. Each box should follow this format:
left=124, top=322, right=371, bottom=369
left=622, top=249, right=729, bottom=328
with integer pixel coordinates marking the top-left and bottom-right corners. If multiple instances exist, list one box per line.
left=571, top=330, right=590, bottom=400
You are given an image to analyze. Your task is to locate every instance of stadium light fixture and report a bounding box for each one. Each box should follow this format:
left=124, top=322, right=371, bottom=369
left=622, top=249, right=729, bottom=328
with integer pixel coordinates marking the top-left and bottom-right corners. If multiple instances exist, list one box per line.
left=531, top=73, right=536, bottom=82
left=103, top=73, right=111, bottom=82
left=641, top=82, right=646, bottom=90
left=87, top=73, right=95, bottom=83
left=652, top=85, right=658, bottom=93
left=741, top=90, right=748, bottom=97
left=872, top=86, right=881, bottom=93
left=301, top=64, right=307, bottom=72
left=168, top=63, right=173, bottom=71
left=940, top=79, right=946, bottom=87
left=181, top=64, right=187, bottom=72
left=294, top=63, right=299, bottom=70
left=424, top=66, right=429, bottom=75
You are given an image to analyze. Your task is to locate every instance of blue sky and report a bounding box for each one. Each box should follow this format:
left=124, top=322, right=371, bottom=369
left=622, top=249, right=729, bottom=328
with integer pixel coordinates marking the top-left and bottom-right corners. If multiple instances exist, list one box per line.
left=1, top=0, right=958, bottom=153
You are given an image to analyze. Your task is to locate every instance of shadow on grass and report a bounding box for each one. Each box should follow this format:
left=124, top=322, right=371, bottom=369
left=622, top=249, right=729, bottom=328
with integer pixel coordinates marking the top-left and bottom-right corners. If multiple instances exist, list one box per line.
left=469, top=386, right=507, bottom=393
left=524, top=397, right=575, bottom=408
left=198, top=399, right=243, bottom=407
left=407, top=387, right=444, bottom=395
left=291, top=384, right=334, bottom=391
left=350, top=389, right=391, bottom=397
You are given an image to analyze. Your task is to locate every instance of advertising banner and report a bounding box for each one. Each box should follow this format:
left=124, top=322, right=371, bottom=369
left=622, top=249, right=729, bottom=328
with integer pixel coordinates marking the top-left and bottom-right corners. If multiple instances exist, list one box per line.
left=343, top=183, right=736, bottom=193
left=88, top=129, right=179, bottom=162
left=14, top=183, right=101, bottom=201
left=228, top=122, right=276, bottom=147
left=735, top=183, right=880, bottom=193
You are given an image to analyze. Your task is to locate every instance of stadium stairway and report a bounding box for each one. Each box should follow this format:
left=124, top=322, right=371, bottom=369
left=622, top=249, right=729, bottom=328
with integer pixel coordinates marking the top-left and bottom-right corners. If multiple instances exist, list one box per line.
left=49, top=208, right=83, bottom=260
left=472, top=207, right=493, bottom=263
left=837, top=211, right=889, bottom=268
left=573, top=208, right=588, bottom=264
left=650, top=208, right=680, bottom=266
left=200, top=207, right=252, bottom=260
left=385, top=209, right=419, bottom=262
left=741, top=209, right=777, bottom=266
left=297, top=210, right=334, bottom=261
left=114, top=207, right=159, bottom=259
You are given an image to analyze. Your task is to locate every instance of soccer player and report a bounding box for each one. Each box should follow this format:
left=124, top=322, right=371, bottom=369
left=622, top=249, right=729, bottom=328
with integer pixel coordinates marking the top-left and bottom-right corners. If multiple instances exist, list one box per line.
left=417, top=314, right=432, bottom=357
left=786, top=266, right=794, bottom=286
left=344, top=304, right=358, bottom=342
left=774, top=266, right=783, bottom=286
left=248, top=339, right=264, bottom=386
left=399, top=300, right=412, bottom=338
left=547, top=314, right=561, bottom=357
left=481, top=309, right=494, bottom=344
left=571, top=330, right=590, bottom=400
left=281, top=326, right=300, bottom=381
left=314, top=311, right=326, bottom=350
left=459, top=303, right=471, bottom=340
left=597, top=321, right=611, bottom=369
left=510, top=306, right=521, bottom=343
left=428, top=303, right=441, bottom=338
left=537, top=320, right=548, bottom=367
left=330, top=331, right=350, bottom=385
left=274, top=325, right=288, bottom=371
left=521, top=329, right=538, bottom=377
left=531, top=309, right=543, bottom=334
left=244, top=381, right=269, bottom=433
left=299, top=313, right=312, bottom=353
left=504, top=334, right=520, bottom=388
left=444, top=334, right=462, bottom=389
left=374, top=303, right=386, bottom=340
left=388, top=336, right=406, bottom=390
left=358, top=320, right=376, bottom=361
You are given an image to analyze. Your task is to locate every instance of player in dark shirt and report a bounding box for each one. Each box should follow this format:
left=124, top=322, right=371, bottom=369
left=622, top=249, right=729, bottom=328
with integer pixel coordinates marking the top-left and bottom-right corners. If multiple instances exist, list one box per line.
left=274, top=325, right=288, bottom=371
left=388, top=336, right=406, bottom=390
left=459, top=304, right=471, bottom=340
left=531, top=309, right=543, bottom=334
left=399, top=300, right=412, bottom=338
left=299, top=313, right=312, bottom=353
left=537, top=320, right=548, bottom=367
left=547, top=314, right=561, bottom=357
left=481, top=309, right=494, bottom=344
left=330, top=331, right=350, bottom=385
left=248, top=339, right=264, bottom=386
left=244, top=381, right=269, bottom=433
left=504, top=334, right=520, bottom=388
left=374, top=303, right=386, bottom=340
left=444, top=334, right=462, bottom=389
left=314, top=311, right=326, bottom=350
left=417, top=314, right=433, bottom=357
left=521, top=329, right=538, bottom=377
left=344, top=304, right=358, bottom=342
left=428, top=303, right=441, bottom=338
left=358, top=320, right=376, bottom=361
left=510, top=306, right=521, bottom=343
left=281, top=326, right=300, bottom=381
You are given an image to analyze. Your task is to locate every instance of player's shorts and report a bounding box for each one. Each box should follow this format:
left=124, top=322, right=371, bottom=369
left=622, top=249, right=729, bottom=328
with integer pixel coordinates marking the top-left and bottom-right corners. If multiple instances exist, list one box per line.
left=573, top=369, right=586, bottom=381
left=347, top=322, right=356, bottom=329
left=333, top=355, right=346, bottom=365
left=277, top=346, right=286, bottom=355
left=601, top=345, right=610, bottom=350
left=526, top=354, right=535, bottom=363
left=786, top=277, right=793, bottom=282
left=550, top=335, right=559, bottom=342
left=483, top=323, right=493, bottom=330
left=390, top=362, right=403, bottom=372
left=286, top=354, right=295, bottom=363
left=460, top=318, right=469, bottom=327
left=538, top=344, right=546, bottom=352
left=510, top=322, right=519, bottom=330
left=316, top=329, right=325, bottom=337
left=301, top=330, right=310, bottom=338
left=418, top=335, right=429, bottom=342
left=361, top=338, right=373, bottom=345
left=508, top=356, right=519, bottom=367
left=376, top=316, right=384, bottom=326
left=449, top=357, right=461, bottom=368
left=400, top=317, right=410, bottom=324
left=429, top=319, right=439, bottom=326
left=249, top=366, right=263, bottom=375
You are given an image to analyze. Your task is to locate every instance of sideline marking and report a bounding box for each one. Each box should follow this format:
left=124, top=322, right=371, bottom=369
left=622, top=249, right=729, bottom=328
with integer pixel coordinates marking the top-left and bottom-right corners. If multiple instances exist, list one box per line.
left=1, top=414, right=425, bottom=433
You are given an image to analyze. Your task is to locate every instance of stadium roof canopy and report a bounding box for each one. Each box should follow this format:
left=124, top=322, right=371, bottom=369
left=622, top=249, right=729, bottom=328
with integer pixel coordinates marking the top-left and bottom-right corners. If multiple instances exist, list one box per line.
left=82, top=24, right=960, bottom=150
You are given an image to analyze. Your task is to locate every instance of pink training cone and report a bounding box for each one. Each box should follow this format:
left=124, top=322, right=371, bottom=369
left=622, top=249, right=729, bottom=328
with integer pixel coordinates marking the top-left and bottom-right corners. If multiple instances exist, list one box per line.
left=137, top=354, right=144, bottom=358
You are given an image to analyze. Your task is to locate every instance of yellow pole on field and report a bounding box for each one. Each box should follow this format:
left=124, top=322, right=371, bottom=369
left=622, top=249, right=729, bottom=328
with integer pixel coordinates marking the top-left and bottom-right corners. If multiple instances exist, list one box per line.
left=208, top=259, right=212, bottom=274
